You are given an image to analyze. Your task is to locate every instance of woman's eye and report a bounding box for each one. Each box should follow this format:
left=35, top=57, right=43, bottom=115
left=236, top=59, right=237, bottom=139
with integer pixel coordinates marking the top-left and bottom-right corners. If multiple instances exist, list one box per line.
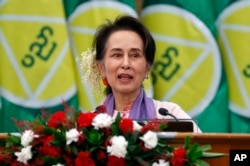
left=113, top=53, right=121, bottom=57
left=131, top=53, right=140, bottom=58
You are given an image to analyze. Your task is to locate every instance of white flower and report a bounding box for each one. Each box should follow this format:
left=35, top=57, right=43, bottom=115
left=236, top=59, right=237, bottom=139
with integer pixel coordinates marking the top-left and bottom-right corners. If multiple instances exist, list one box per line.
left=14, top=146, right=32, bottom=164
left=92, top=113, right=113, bottom=129
left=133, top=121, right=142, bottom=131
left=21, top=130, right=39, bottom=147
left=66, top=128, right=82, bottom=145
left=152, top=159, right=170, bottom=166
left=52, top=164, right=64, bottom=166
left=140, top=131, right=158, bottom=149
left=107, top=135, right=128, bottom=158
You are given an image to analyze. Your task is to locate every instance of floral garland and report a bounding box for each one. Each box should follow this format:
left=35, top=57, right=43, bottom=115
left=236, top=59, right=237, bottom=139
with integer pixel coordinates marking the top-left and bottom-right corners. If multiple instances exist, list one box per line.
left=76, top=48, right=102, bottom=95
left=0, top=103, right=222, bottom=166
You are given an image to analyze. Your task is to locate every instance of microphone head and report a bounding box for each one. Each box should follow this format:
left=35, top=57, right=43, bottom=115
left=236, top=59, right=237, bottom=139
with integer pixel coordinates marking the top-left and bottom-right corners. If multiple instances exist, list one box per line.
left=158, top=108, right=178, bottom=121
left=158, top=108, right=169, bottom=116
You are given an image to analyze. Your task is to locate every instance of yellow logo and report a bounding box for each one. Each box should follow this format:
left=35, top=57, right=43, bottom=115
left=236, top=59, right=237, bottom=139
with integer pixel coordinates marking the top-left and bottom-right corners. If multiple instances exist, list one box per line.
left=217, top=1, right=250, bottom=118
left=141, top=5, right=221, bottom=117
left=0, top=0, right=77, bottom=108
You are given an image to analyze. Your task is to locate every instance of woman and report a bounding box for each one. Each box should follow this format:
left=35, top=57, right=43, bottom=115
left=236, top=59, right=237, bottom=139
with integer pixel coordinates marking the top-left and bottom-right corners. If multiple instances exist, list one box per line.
left=80, top=15, right=201, bottom=133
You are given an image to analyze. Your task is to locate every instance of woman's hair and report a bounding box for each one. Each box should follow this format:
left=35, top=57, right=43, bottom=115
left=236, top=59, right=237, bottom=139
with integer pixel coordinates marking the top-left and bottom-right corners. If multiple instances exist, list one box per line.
left=93, top=15, right=156, bottom=95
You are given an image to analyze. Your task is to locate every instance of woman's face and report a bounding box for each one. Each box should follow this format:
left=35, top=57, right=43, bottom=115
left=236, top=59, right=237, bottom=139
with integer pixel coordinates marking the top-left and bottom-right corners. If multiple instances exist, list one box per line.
left=98, top=30, right=150, bottom=96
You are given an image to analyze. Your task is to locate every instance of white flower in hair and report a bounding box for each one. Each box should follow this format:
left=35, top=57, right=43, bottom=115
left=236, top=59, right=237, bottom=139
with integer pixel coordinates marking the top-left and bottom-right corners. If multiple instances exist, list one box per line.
left=76, top=48, right=102, bottom=94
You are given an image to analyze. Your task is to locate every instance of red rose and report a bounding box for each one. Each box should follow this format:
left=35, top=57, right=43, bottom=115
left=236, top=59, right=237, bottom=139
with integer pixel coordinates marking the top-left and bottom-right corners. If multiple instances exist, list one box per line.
left=76, top=133, right=85, bottom=146
left=171, top=147, right=187, bottom=166
left=9, top=161, right=20, bottom=166
left=47, top=111, right=66, bottom=129
left=95, top=105, right=107, bottom=114
left=76, top=112, right=96, bottom=128
left=104, top=127, right=112, bottom=137
left=96, top=149, right=107, bottom=163
left=141, top=120, right=164, bottom=133
left=36, top=135, right=61, bottom=157
left=119, top=118, right=133, bottom=135
left=32, top=157, right=45, bottom=165
left=32, top=135, right=52, bottom=147
left=0, top=154, right=4, bottom=163
left=64, top=154, right=74, bottom=166
left=75, top=151, right=95, bottom=166
left=33, top=125, right=45, bottom=134
left=37, top=145, right=61, bottom=157
left=139, top=141, right=151, bottom=152
left=107, top=155, right=126, bottom=166
left=43, top=135, right=54, bottom=145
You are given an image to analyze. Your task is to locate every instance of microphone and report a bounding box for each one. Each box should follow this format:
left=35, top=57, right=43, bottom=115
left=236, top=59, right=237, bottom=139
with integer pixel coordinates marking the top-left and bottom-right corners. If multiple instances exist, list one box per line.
left=158, top=108, right=178, bottom=121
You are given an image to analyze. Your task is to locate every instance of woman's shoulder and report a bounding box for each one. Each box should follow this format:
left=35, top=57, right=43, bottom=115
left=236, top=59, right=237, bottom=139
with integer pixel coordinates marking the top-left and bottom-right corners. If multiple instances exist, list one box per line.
left=152, top=99, right=182, bottom=111
left=152, top=99, right=191, bottom=119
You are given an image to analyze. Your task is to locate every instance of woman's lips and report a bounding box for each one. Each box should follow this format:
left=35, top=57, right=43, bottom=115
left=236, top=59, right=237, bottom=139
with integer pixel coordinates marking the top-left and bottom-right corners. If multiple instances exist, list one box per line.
left=118, top=73, right=133, bottom=81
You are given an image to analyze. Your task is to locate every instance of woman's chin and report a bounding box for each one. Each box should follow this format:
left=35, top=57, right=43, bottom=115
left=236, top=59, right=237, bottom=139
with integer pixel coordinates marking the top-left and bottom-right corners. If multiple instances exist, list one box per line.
left=115, top=87, right=139, bottom=95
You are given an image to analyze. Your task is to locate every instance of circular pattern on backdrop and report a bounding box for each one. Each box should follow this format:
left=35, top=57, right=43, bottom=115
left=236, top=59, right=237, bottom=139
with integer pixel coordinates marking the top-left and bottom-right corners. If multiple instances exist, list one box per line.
left=68, top=1, right=153, bottom=110
left=141, top=5, right=221, bottom=117
left=217, top=1, right=250, bottom=118
left=0, top=0, right=76, bottom=108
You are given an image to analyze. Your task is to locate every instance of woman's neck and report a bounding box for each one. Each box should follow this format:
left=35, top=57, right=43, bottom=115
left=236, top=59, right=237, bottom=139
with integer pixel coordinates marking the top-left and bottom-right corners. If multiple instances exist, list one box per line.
left=113, top=90, right=140, bottom=111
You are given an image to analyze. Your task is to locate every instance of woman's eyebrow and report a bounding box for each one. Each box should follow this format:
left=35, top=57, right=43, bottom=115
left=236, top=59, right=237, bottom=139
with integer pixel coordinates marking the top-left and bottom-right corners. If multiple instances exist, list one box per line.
left=109, top=48, right=122, bottom=52
left=130, top=48, right=143, bottom=52
left=109, top=48, right=143, bottom=52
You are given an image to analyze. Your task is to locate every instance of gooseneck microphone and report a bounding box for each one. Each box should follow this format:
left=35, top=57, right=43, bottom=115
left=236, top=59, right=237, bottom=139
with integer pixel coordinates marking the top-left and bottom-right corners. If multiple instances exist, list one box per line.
left=158, top=108, right=178, bottom=121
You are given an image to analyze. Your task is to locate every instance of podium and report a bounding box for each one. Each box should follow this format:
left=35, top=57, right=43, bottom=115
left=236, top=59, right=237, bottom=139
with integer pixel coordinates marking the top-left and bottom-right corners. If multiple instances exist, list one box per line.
left=1, top=132, right=250, bottom=165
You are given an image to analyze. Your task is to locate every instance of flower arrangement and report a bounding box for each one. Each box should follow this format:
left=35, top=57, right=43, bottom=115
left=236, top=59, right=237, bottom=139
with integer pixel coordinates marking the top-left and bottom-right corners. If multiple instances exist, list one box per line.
left=0, top=103, right=221, bottom=166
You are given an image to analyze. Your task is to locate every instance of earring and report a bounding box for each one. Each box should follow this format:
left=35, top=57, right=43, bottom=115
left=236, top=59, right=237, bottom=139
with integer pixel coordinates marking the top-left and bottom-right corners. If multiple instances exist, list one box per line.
left=102, top=77, right=109, bottom=86
left=145, top=74, right=148, bottom=79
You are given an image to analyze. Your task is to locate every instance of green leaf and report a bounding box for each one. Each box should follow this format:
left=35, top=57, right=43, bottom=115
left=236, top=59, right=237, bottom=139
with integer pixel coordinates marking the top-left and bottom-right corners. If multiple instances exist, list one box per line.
left=5, top=134, right=21, bottom=148
left=71, top=144, right=79, bottom=155
left=197, top=144, right=212, bottom=152
left=43, top=127, right=57, bottom=135
left=134, top=156, right=150, bottom=166
left=192, top=159, right=210, bottom=166
left=187, top=144, right=203, bottom=163
left=202, top=152, right=227, bottom=158
left=36, top=115, right=47, bottom=126
left=184, top=136, right=191, bottom=148
left=85, top=128, right=103, bottom=145
left=111, top=113, right=122, bottom=135
left=160, top=123, right=168, bottom=131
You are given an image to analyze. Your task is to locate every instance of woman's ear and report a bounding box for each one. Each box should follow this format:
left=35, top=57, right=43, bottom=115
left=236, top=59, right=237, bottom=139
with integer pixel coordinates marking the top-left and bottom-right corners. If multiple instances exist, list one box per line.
left=145, top=64, right=151, bottom=79
left=146, top=64, right=151, bottom=73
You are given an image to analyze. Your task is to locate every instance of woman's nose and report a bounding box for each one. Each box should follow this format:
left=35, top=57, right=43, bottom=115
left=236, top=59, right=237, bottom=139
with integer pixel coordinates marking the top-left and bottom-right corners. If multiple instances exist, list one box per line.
left=121, top=56, right=131, bottom=69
